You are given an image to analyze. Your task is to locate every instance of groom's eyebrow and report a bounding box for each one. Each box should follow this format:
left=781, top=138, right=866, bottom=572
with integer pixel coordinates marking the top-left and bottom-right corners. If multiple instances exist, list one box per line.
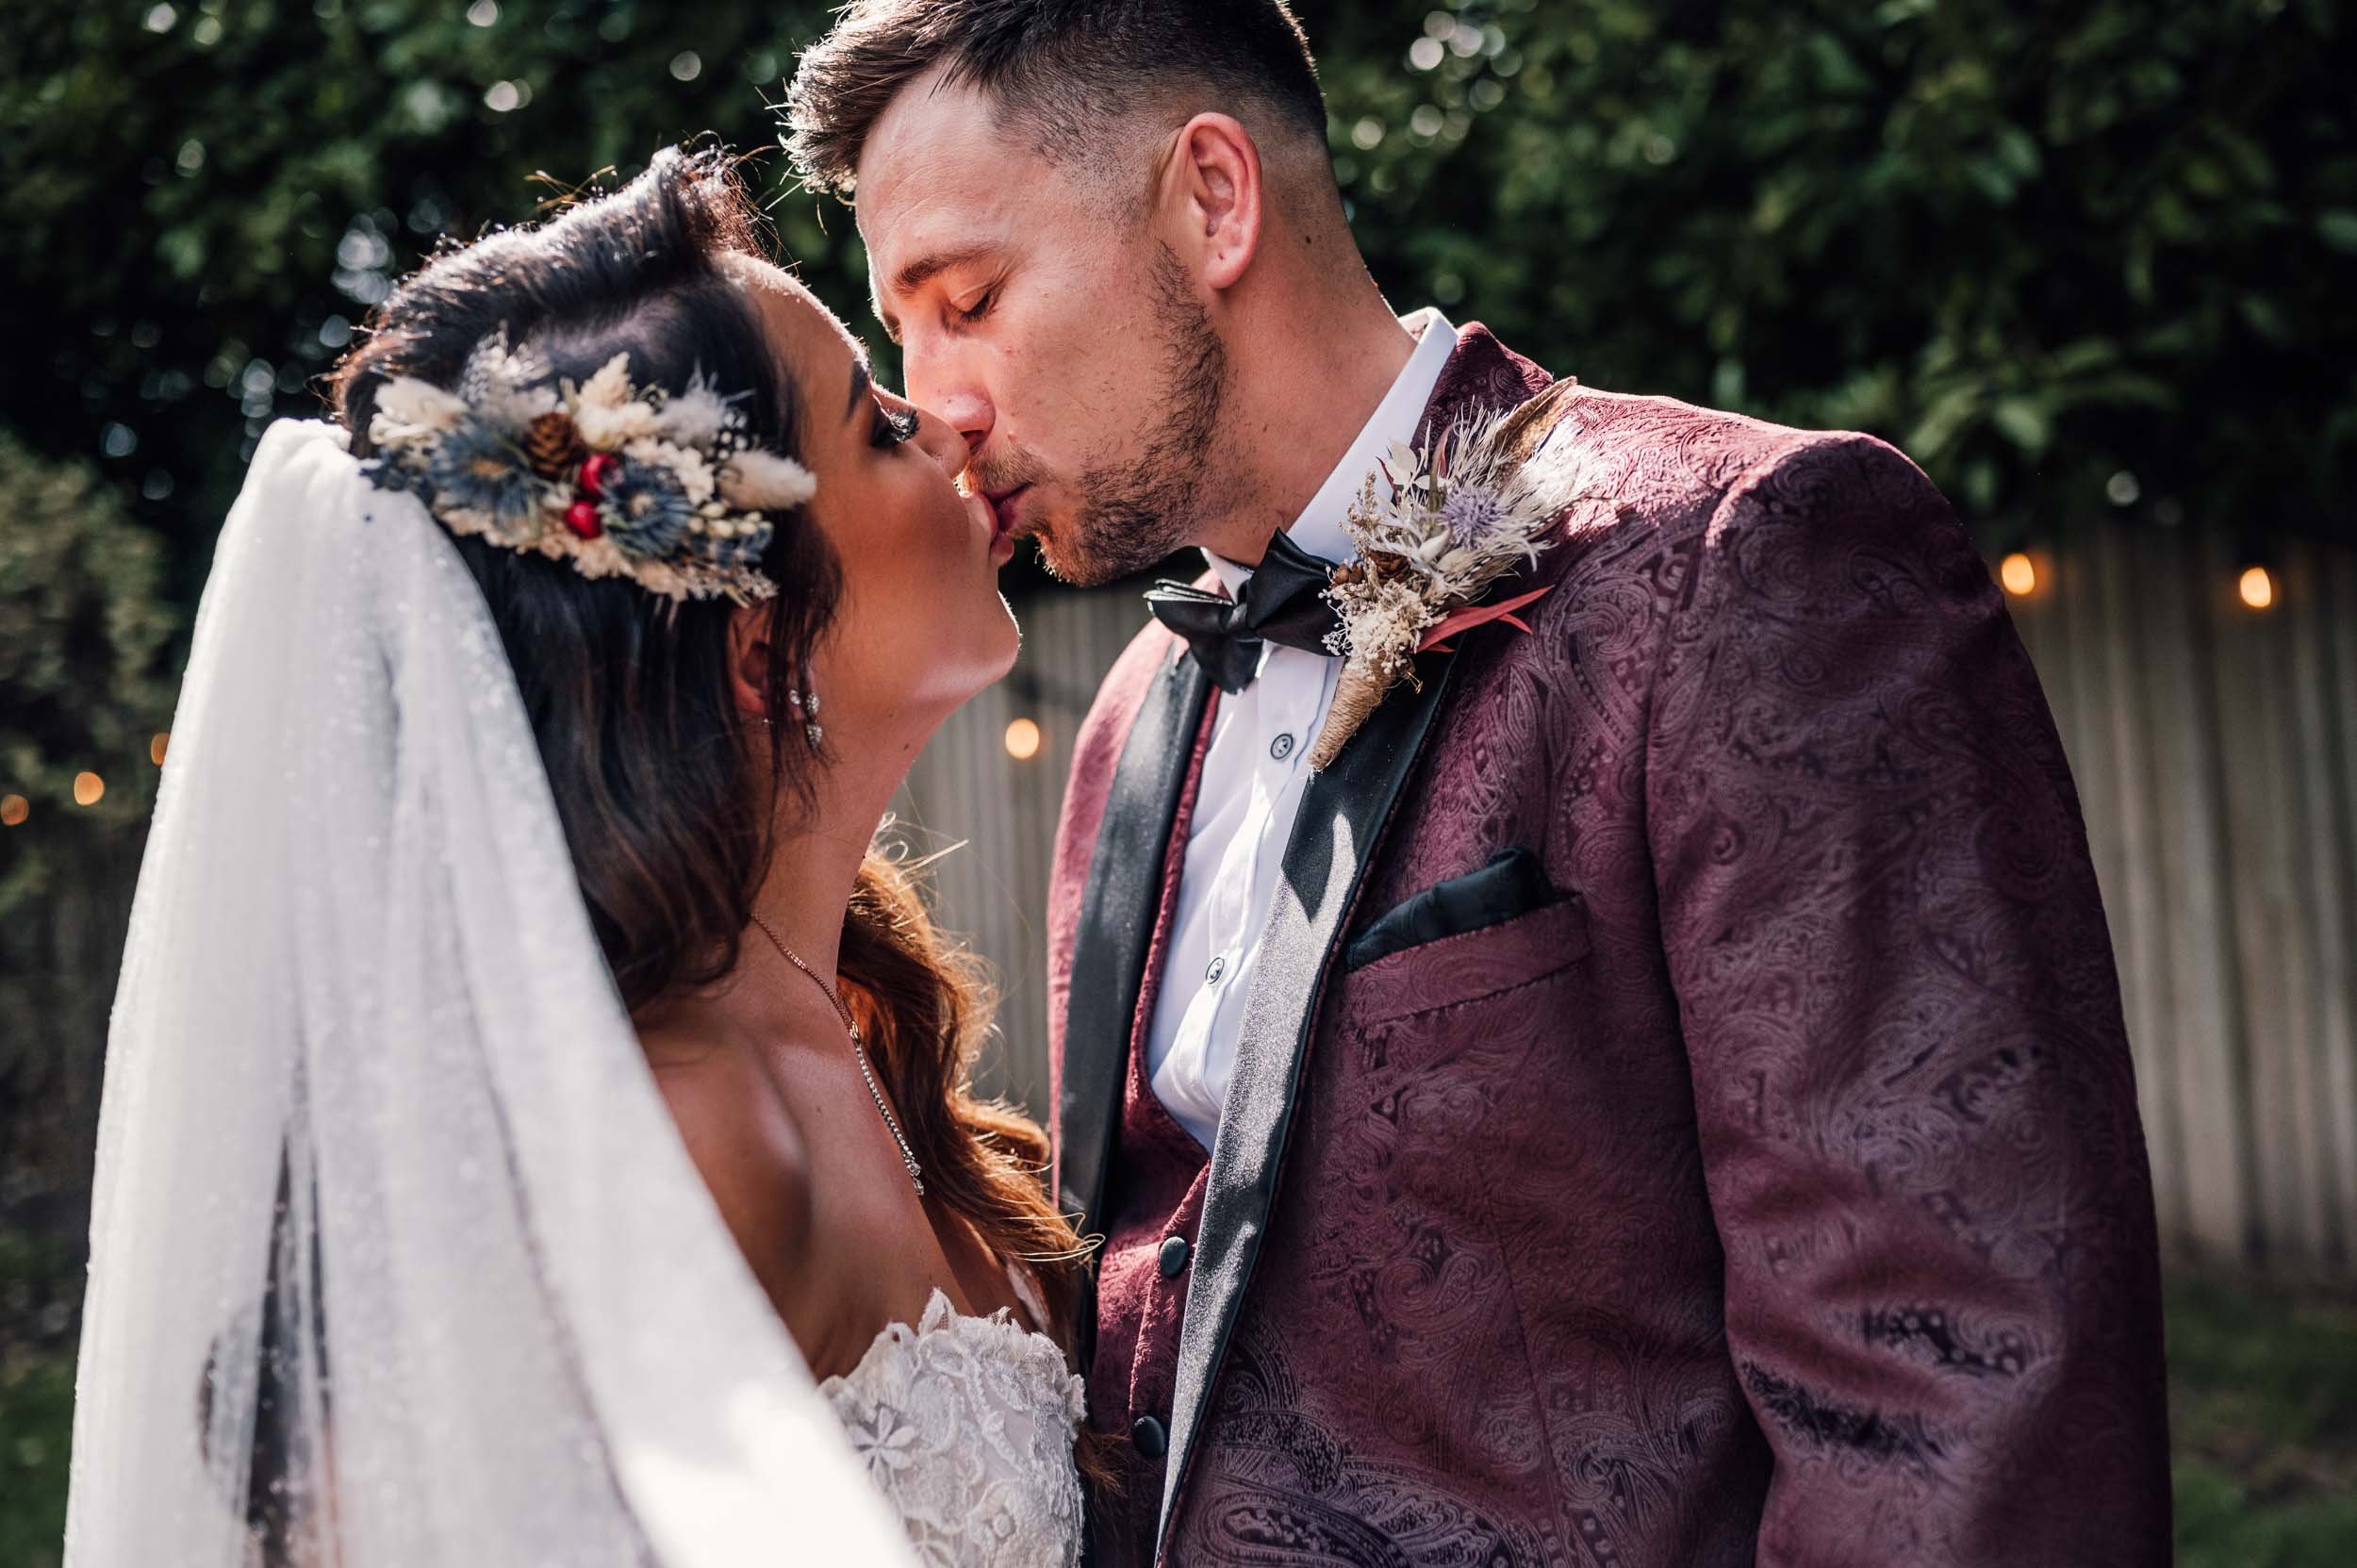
left=889, top=241, right=998, bottom=301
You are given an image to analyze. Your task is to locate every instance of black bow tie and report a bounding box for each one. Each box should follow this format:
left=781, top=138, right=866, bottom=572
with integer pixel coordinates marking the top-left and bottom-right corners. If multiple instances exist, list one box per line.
left=1145, top=530, right=1343, bottom=694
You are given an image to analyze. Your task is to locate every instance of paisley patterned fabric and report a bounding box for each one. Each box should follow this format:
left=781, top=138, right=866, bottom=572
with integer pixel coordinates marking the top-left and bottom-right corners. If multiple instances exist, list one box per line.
left=1047, top=325, right=2170, bottom=1567
left=818, top=1290, right=1089, bottom=1567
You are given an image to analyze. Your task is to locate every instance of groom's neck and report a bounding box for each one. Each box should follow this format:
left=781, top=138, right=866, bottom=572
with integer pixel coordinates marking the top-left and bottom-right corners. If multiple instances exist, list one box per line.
left=1193, top=276, right=1420, bottom=568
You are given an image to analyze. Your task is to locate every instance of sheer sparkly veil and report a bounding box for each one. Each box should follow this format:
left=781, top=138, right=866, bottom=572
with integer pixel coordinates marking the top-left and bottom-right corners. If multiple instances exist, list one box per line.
left=65, top=420, right=912, bottom=1567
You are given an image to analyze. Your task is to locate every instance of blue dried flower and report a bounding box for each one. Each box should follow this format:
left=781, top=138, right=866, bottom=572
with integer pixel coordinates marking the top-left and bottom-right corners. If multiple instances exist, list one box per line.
left=601, top=458, right=697, bottom=560
left=698, top=519, right=774, bottom=575
left=1439, top=482, right=1508, bottom=550
left=421, top=416, right=539, bottom=540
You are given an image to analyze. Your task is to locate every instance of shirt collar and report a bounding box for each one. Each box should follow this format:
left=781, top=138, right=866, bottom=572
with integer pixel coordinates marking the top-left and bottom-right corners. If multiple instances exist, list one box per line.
left=1208, top=308, right=1459, bottom=597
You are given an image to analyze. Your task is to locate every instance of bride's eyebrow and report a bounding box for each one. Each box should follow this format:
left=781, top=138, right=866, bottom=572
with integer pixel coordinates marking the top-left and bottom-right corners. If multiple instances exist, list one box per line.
left=845, top=355, right=873, bottom=423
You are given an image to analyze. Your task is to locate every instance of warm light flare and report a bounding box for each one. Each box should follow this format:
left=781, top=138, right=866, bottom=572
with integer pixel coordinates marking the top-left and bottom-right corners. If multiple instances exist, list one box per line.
left=1004, top=717, right=1042, bottom=761
left=74, top=772, right=106, bottom=807
left=1999, top=552, right=2038, bottom=598
left=2238, top=565, right=2276, bottom=612
left=0, top=795, right=26, bottom=827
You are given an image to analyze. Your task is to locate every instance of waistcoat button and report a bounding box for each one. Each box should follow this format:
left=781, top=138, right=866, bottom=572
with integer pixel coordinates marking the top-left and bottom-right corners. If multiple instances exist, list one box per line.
left=1158, top=1234, right=1191, bottom=1278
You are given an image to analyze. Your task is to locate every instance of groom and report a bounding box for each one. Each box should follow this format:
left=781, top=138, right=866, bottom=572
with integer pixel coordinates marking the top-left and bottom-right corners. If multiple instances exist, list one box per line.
left=787, top=3, right=2171, bottom=1563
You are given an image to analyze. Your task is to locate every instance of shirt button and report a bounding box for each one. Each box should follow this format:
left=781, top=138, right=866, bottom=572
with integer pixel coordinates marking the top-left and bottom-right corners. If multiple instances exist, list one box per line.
left=1131, top=1414, right=1169, bottom=1459
left=1205, top=954, right=1227, bottom=986
left=1158, top=1235, right=1192, bottom=1278
left=1270, top=732, right=1296, bottom=762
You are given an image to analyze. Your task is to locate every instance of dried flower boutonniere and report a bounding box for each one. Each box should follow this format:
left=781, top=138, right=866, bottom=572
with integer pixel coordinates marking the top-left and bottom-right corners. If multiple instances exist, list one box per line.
left=1309, top=379, right=1590, bottom=769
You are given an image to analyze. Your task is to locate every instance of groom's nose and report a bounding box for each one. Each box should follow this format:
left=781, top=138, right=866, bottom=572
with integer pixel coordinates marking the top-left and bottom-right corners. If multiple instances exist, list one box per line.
left=911, top=404, right=973, bottom=475
left=904, top=350, right=995, bottom=455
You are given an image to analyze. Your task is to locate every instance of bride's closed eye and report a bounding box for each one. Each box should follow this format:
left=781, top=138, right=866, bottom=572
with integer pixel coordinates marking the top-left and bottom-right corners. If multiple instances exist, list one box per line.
left=871, top=402, right=920, bottom=451
left=845, top=354, right=920, bottom=451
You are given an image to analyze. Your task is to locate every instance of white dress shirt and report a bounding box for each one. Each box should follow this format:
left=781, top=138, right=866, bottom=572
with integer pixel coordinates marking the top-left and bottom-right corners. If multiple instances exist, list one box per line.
left=1145, top=310, right=1459, bottom=1150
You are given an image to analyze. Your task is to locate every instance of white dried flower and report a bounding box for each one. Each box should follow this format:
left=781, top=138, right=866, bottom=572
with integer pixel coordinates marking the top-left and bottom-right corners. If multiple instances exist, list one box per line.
left=371, top=376, right=471, bottom=441
left=717, top=448, right=819, bottom=512
left=624, top=437, right=717, bottom=506
left=652, top=370, right=733, bottom=448
left=458, top=330, right=560, bottom=434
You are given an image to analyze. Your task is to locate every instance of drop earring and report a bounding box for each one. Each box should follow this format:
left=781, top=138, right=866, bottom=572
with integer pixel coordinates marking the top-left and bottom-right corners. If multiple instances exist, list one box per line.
left=786, top=686, right=823, bottom=749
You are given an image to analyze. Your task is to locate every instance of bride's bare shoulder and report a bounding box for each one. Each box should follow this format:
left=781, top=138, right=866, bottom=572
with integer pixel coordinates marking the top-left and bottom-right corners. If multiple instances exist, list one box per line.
left=639, top=1027, right=814, bottom=1313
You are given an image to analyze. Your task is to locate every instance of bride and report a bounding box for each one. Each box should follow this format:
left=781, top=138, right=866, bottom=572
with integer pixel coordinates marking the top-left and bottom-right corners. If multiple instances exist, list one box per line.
left=66, top=148, right=1092, bottom=1567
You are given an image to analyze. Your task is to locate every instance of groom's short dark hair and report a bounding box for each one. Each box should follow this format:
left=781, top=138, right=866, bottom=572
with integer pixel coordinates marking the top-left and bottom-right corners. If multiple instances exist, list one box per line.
left=783, top=0, right=1327, bottom=196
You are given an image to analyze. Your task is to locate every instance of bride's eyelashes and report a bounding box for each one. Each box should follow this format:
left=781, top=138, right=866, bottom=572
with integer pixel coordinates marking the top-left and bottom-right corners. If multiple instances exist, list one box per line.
left=871, top=403, right=921, bottom=451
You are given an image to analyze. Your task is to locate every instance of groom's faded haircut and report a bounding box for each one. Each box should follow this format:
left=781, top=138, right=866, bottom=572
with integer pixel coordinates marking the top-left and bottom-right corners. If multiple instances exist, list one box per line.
left=783, top=0, right=1327, bottom=197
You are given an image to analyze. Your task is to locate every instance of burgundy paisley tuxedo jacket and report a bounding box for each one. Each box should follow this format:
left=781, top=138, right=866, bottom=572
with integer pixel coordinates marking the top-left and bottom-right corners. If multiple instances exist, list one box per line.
left=1045, top=324, right=2169, bottom=1568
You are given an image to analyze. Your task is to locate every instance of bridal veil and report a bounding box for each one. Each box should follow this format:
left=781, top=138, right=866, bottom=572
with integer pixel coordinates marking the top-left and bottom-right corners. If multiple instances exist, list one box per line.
left=65, top=420, right=911, bottom=1566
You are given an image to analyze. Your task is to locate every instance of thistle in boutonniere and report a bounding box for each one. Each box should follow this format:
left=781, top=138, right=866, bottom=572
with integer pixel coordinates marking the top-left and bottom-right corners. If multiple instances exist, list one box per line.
left=1309, top=378, right=1591, bottom=769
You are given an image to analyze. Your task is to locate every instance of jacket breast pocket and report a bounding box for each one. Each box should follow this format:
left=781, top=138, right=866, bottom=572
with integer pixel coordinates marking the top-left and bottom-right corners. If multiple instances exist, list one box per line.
left=1340, top=885, right=1591, bottom=1028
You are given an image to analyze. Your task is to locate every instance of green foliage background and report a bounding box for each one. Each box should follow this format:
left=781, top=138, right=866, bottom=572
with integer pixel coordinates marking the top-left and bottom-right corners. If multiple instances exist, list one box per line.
left=1, top=2, right=2353, bottom=1560
left=3, top=0, right=2352, bottom=825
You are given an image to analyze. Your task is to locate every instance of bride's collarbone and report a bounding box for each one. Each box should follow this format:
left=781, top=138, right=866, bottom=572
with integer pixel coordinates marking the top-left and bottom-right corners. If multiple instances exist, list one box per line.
left=645, top=1027, right=1019, bottom=1379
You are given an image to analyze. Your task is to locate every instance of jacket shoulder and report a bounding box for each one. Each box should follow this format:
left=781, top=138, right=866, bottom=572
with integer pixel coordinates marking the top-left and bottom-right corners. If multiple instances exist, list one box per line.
left=1526, top=383, right=1950, bottom=562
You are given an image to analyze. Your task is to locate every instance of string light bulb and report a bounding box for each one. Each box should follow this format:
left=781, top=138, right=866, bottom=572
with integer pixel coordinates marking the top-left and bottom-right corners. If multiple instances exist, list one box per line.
left=1004, top=717, right=1042, bottom=761
left=1999, top=552, right=2038, bottom=598
left=2238, top=565, right=2276, bottom=612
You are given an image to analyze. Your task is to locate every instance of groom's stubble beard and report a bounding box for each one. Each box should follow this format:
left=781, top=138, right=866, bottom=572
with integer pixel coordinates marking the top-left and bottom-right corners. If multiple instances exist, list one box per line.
left=1023, top=244, right=1231, bottom=586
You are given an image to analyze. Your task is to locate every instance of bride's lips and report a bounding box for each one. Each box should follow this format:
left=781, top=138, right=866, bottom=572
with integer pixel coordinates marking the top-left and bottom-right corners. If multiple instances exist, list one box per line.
left=983, top=484, right=1031, bottom=565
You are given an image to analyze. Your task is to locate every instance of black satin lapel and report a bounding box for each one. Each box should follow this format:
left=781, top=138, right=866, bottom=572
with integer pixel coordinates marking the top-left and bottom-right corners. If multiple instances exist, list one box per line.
left=1157, top=651, right=1459, bottom=1543
left=1058, top=647, right=1211, bottom=1253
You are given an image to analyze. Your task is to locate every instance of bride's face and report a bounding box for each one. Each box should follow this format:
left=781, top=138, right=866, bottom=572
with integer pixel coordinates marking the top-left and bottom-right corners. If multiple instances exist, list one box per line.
left=730, top=256, right=1019, bottom=736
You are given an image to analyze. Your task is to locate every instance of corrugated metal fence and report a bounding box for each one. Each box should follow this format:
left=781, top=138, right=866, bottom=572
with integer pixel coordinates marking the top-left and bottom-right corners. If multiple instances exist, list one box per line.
left=11, top=533, right=2353, bottom=1277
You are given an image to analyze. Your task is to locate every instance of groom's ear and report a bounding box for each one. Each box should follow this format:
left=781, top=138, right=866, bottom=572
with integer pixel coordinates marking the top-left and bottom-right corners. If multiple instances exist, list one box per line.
left=1164, top=112, right=1264, bottom=293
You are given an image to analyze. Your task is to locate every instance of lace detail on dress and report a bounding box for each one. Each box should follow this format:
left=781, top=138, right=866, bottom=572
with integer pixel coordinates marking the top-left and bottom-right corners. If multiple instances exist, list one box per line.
left=819, top=1290, right=1088, bottom=1568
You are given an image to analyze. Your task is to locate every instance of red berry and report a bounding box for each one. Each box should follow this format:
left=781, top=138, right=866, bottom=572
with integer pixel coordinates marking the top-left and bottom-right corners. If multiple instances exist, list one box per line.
left=564, top=499, right=602, bottom=538
left=577, top=453, right=621, bottom=497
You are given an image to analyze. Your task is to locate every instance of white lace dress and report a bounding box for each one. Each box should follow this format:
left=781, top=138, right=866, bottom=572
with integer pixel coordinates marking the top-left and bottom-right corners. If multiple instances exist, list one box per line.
left=818, top=1286, right=1089, bottom=1567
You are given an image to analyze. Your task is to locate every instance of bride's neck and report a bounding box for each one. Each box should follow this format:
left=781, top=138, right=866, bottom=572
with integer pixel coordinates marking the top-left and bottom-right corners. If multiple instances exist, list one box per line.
left=745, top=715, right=923, bottom=982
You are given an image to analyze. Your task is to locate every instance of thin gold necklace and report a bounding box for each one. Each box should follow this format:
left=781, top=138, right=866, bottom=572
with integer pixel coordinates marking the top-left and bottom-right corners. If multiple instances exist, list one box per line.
left=749, top=913, right=925, bottom=1197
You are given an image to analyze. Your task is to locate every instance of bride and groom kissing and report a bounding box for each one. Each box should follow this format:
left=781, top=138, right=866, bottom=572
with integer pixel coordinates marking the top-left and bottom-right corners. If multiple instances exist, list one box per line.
left=67, top=3, right=2174, bottom=1565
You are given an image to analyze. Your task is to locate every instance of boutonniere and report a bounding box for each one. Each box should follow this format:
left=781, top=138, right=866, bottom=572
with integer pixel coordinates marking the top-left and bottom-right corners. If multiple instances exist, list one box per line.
left=1308, top=379, right=1589, bottom=769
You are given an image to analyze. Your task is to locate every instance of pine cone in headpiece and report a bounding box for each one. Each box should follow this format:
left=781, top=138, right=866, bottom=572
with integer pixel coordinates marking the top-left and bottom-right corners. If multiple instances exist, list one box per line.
left=521, top=411, right=586, bottom=479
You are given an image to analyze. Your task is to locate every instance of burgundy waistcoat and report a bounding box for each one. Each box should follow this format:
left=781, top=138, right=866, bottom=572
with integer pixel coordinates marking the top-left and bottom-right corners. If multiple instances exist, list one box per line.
left=1045, top=325, right=2170, bottom=1568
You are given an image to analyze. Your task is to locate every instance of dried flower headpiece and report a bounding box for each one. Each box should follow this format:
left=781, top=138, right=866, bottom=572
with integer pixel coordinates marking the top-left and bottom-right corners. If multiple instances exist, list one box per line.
left=361, top=329, right=816, bottom=603
left=1310, top=378, right=1591, bottom=768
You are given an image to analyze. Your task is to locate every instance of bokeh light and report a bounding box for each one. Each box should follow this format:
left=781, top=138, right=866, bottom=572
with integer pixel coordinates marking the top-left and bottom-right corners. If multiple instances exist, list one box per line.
left=2239, top=565, right=2277, bottom=611
left=0, top=795, right=27, bottom=827
left=1004, top=718, right=1042, bottom=762
left=2000, top=552, right=2038, bottom=597
left=151, top=732, right=171, bottom=767
left=74, top=772, right=106, bottom=807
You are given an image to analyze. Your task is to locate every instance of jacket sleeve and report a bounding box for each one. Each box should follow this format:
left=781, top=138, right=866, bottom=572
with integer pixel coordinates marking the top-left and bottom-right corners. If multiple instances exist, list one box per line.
left=1643, top=433, right=2172, bottom=1566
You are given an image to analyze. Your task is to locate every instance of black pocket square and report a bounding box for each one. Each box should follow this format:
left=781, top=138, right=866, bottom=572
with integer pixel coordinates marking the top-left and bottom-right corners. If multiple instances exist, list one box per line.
left=1344, top=847, right=1561, bottom=971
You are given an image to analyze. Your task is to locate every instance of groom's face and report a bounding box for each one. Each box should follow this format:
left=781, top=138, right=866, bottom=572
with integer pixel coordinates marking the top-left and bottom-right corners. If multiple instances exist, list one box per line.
left=854, top=72, right=1220, bottom=586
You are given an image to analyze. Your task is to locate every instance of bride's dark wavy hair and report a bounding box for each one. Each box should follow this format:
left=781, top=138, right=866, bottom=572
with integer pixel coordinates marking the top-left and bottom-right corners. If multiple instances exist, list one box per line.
left=329, top=147, right=1086, bottom=1334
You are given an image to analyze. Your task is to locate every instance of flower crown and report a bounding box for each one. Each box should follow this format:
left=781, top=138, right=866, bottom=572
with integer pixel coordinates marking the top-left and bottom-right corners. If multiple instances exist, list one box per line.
left=361, top=329, right=816, bottom=603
